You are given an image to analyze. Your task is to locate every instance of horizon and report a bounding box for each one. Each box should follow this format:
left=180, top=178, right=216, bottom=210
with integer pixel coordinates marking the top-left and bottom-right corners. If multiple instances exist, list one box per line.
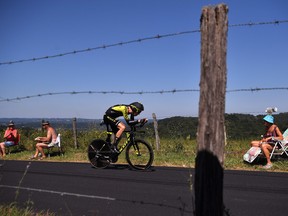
left=0, top=111, right=287, bottom=122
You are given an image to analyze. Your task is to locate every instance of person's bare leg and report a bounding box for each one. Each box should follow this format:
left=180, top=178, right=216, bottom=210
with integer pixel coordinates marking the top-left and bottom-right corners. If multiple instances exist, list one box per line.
left=33, top=143, right=40, bottom=158
left=261, top=144, right=273, bottom=168
left=39, top=147, right=46, bottom=158
left=115, top=122, right=126, bottom=144
left=251, top=140, right=261, bottom=147
left=36, top=143, right=47, bottom=158
left=0, top=143, right=5, bottom=157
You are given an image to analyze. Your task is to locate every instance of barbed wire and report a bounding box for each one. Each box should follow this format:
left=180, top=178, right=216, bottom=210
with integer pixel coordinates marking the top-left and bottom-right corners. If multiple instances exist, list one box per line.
left=226, top=87, right=288, bottom=92
left=1, top=87, right=287, bottom=103
left=228, top=20, right=288, bottom=27
left=0, top=19, right=287, bottom=66
left=0, top=30, right=199, bottom=66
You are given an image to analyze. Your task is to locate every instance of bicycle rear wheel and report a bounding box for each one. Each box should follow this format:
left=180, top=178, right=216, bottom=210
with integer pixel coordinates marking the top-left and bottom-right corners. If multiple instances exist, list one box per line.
left=126, top=139, right=154, bottom=170
left=88, top=139, right=111, bottom=168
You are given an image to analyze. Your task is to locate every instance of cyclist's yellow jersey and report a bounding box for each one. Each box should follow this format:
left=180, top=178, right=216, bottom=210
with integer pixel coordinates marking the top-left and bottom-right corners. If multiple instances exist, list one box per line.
left=105, top=104, right=130, bottom=121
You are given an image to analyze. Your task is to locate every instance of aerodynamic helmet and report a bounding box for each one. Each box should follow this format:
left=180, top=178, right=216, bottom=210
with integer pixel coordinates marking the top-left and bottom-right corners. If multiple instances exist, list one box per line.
left=130, top=102, right=144, bottom=113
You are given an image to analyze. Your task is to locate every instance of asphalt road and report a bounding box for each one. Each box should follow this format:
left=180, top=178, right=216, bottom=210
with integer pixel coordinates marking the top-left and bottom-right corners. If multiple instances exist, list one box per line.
left=0, top=160, right=287, bottom=216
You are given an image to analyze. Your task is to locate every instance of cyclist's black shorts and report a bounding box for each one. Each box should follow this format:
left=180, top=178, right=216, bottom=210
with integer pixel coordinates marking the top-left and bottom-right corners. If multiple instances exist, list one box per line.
left=103, top=115, right=121, bottom=133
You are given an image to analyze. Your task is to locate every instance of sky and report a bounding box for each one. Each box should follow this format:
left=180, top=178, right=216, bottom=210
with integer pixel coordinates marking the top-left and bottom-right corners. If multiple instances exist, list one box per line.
left=0, top=0, right=287, bottom=120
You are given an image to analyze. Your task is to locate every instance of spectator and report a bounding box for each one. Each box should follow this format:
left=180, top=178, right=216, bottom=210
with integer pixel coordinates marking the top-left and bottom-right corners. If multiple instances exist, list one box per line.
left=250, top=115, right=283, bottom=169
left=0, top=121, right=19, bottom=158
left=31, top=121, right=57, bottom=160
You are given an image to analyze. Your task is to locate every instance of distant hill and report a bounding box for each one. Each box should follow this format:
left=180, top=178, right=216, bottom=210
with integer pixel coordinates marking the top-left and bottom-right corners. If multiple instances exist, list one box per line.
left=147, top=112, right=288, bottom=139
left=0, top=118, right=102, bottom=130
left=1, top=113, right=288, bottom=139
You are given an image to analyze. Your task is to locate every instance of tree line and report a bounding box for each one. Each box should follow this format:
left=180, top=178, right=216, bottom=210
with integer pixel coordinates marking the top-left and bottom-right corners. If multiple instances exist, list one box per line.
left=1, top=113, right=287, bottom=140
left=148, top=113, right=288, bottom=140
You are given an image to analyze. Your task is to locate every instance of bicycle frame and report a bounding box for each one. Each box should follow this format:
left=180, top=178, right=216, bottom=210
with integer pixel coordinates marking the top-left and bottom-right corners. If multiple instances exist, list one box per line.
left=118, top=132, right=132, bottom=153
left=105, top=125, right=137, bottom=154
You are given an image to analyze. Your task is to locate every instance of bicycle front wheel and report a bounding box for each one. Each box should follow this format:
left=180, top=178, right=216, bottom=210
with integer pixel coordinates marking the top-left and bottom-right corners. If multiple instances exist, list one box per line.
left=126, top=139, right=154, bottom=170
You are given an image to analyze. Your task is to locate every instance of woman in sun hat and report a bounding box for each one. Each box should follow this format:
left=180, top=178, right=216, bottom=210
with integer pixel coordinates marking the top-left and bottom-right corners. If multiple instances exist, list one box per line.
left=250, top=115, right=283, bottom=169
left=0, top=120, right=19, bottom=157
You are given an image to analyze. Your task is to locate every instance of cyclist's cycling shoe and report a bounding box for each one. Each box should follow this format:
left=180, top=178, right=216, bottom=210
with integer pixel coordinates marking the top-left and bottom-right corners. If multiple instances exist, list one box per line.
left=111, top=145, right=119, bottom=154
left=111, top=155, right=118, bottom=163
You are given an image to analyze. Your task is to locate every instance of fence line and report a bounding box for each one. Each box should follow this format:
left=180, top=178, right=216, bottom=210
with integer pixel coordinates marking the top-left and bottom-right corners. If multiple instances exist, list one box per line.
left=1, top=87, right=288, bottom=103
left=0, top=20, right=287, bottom=66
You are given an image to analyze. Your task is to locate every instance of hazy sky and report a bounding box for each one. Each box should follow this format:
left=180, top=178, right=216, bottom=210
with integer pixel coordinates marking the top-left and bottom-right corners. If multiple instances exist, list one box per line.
left=0, top=0, right=287, bottom=119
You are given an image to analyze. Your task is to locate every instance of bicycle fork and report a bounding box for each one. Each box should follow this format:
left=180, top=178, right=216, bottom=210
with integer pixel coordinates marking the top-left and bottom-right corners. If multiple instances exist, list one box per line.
left=132, top=142, right=141, bottom=156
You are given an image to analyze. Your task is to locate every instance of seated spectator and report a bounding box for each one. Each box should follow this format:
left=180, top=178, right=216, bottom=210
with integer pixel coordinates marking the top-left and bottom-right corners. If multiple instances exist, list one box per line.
left=31, top=121, right=57, bottom=160
left=0, top=121, right=19, bottom=158
left=250, top=115, right=283, bottom=169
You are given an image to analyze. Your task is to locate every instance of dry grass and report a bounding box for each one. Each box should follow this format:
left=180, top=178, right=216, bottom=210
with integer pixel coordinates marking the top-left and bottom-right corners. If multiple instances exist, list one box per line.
left=2, top=129, right=288, bottom=172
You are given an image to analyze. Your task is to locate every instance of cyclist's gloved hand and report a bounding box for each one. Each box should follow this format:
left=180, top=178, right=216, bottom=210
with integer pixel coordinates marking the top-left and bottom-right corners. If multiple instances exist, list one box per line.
left=139, top=118, right=148, bottom=127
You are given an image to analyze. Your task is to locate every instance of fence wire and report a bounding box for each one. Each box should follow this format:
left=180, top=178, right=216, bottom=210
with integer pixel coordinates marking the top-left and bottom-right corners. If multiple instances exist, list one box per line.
left=0, top=20, right=287, bottom=66
left=1, top=87, right=288, bottom=103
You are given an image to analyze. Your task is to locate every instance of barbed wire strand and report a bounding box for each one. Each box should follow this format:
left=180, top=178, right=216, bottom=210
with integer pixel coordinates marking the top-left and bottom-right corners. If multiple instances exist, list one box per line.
left=0, top=20, right=287, bottom=66
left=1, top=87, right=287, bottom=103
left=0, top=30, right=199, bottom=66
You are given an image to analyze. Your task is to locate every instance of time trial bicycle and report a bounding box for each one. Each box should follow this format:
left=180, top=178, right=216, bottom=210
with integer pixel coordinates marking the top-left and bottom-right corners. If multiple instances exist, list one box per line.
left=87, top=121, right=154, bottom=170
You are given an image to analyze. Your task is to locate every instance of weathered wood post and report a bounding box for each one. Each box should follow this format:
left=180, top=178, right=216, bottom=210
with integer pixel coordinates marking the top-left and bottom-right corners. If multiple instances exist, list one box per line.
left=152, top=113, right=160, bottom=150
left=195, top=4, right=228, bottom=216
left=72, top=117, right=78, bottom=149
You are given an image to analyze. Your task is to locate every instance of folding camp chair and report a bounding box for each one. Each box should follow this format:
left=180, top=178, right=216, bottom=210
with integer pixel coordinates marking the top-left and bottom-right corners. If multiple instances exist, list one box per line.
left=272, top=128, right=288, bottom=157
left=282, top=128, right=288, bottom=143
left=268, top=138, right=288, bottom=159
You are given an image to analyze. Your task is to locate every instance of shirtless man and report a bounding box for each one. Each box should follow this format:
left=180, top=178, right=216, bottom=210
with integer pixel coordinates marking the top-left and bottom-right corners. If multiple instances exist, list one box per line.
left=31, top=121, right=57, bottom=160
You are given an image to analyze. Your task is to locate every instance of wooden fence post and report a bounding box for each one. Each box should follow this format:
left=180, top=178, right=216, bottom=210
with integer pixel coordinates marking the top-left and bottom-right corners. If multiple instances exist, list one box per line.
left=72, top=117, right=78, bottom=149
left=152, top=113, right=160, bottom=150
left=195, top=4, right=228, bottom=216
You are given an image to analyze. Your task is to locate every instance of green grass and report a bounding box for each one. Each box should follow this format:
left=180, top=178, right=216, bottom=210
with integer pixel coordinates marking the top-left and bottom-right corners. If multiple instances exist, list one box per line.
left=3, top=130, right=288, bottom=172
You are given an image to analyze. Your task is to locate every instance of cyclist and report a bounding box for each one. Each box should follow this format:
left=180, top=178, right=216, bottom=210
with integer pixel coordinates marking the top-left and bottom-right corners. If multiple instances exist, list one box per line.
left=103, top=102, right=148, bottom=152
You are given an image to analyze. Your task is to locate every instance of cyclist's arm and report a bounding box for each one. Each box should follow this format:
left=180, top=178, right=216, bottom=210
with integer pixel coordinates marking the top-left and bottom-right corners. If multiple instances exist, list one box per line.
left=128, top=120, right=138, bottom=125
left=128, top=118, right=148, bottom=126
left=112, top=105, right=147, bottom=126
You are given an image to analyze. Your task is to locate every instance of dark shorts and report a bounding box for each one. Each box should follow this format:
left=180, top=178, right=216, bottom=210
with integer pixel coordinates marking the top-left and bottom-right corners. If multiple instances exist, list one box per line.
left=103, top=115, right=121, bottom=133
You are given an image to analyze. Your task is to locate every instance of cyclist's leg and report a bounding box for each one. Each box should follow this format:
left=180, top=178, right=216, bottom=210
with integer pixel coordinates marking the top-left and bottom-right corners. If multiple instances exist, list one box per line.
left=114, top=122, right=125, bottom=144
left=103, top=115, right=124, bottom=152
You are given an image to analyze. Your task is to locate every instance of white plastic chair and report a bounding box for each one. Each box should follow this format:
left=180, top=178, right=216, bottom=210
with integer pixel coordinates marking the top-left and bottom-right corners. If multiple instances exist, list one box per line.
left=47, top=134, right=63, bottom=157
